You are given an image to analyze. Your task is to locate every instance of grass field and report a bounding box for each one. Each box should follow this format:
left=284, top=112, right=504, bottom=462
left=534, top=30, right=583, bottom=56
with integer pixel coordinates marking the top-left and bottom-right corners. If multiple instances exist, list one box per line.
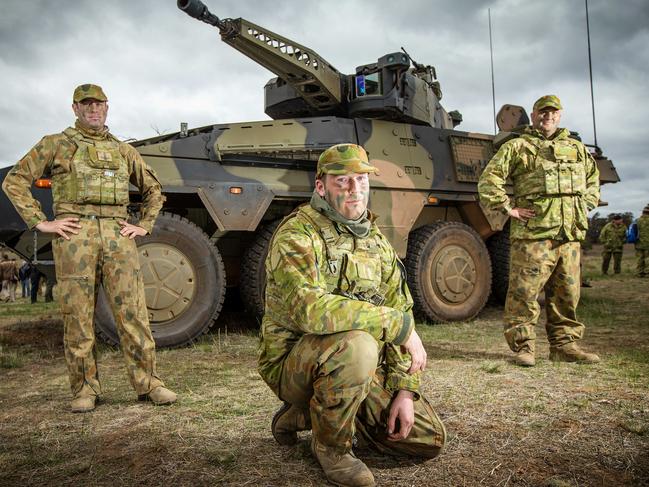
left=1, top=245, right=648, bottom=486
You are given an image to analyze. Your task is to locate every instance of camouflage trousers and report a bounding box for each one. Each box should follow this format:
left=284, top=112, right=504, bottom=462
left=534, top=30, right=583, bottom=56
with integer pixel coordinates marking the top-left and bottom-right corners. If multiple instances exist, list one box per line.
left=52, top=217, right=163, bottom=398
left=636, top=249, right=648, bottom=277
left=601, top=249, right=622, bottom=274
left=0, top=280, right=17, bottom=302
left=278, top=330, right=446, bottom=458
left=504, top=239, right=585, bottom=352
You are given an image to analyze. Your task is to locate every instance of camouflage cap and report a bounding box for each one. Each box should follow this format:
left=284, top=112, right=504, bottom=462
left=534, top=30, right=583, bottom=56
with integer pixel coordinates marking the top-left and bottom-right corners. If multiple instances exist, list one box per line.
left=533, top=94, right=562, bottom=112
left=316, top=143, right=378, bottom=177
left=643, top=204, right=649, bottom=215
left=73, top=84, right=107, bottom=103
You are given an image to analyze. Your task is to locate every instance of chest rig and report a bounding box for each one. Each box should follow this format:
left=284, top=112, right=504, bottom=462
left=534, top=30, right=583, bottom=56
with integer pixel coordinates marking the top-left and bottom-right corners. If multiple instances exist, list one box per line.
left=50, top=128, right=130, bottom=207
left=514, top=134, right=587, bottom=200
left=299, top=205, right=388, bottom=306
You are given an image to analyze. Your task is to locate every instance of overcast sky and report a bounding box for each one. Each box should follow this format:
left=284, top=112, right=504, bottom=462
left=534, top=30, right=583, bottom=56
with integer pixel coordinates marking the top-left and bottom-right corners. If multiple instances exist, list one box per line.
left=1, top=0, right=647, bottom=216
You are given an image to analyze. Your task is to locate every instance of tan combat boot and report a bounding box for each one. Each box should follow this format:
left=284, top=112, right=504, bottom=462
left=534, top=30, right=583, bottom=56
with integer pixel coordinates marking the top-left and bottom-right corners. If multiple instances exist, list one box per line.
left=138, top=386, right=178, bottom=405
left=550, top=342, right=600, bottom=364
left=514, top=344, right=535, bottom=367
left=71, top=395, right=96, bottom=413
left=271, top=402, right=311, bottom=445
left=311, top=437, right=375, bottom=487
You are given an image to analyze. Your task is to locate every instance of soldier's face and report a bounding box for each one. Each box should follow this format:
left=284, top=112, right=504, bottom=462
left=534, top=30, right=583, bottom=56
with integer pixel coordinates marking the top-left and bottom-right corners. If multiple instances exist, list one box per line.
left=316, top=172, right=370, bottom=220
left=531, top=107, right=561, bottom=137
left=72, top=98, right=108, bottom=129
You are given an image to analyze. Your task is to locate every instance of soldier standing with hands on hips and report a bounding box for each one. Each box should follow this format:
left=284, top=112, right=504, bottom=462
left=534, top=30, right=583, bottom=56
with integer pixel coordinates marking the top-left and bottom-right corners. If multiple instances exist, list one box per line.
left=478, top=95, right=601, bottom=367
left=2, top=84, right=177, bottom=413
left=259, top=144, right=446, bottom=487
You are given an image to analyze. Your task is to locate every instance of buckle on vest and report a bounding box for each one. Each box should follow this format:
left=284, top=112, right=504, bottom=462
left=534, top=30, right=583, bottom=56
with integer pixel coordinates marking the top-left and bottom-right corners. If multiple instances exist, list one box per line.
left=328, top=259, right=339, bottom=274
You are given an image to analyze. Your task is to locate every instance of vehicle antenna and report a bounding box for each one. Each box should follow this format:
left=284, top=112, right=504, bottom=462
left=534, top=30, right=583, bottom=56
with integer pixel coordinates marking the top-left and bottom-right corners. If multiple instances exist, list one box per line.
left=488, top=8, right=496, bottom=135
left=585, top=0, right=598, bottom=147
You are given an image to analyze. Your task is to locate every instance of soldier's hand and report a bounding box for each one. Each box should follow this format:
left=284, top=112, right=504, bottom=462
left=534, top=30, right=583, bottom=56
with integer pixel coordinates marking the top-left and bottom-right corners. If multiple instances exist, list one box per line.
left=400, top=329, right=427, bottom=374
left=118, top=220, right=148, bottom=239
left=387, top=389, right=415, bottom=441
left=509, top=207, right=535, bottom=222
left=35, top=218, right=81, bottom=240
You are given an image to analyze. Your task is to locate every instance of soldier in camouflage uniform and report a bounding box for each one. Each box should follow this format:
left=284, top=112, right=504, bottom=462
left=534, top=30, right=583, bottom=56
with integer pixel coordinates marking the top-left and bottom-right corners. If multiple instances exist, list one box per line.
left=634, top=204, right=649, bottom=277
left=478, top=95, right=601, bottom=367
left=2, top=84, right=177, bottom=413
left=259, top=144, right=446, bottom=487
left=599, top=214, right=627, bottom=274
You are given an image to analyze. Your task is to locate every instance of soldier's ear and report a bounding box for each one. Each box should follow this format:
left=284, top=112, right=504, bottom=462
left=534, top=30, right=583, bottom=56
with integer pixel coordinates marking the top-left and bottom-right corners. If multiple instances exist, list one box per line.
left=315, top=178, right=326, bottom=197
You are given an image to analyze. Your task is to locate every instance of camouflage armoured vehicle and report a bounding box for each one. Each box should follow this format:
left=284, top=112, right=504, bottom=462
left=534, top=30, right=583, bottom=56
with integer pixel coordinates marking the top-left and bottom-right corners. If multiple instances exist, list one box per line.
left=0, top=0, right=619, bottom=348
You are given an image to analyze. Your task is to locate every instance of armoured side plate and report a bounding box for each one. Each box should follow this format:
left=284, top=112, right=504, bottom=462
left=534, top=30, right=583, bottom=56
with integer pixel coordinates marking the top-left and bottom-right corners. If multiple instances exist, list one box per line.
left=449, top=136, right=494, bottom=183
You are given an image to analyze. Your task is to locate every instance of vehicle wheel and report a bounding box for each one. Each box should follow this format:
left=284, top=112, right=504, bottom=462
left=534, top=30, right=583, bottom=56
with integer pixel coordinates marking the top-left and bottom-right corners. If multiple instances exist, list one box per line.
left=240, top=220, right=281, bottom=320
left=95, top=212, right=226, bottom=348
left=405, top=221, right=492, bottom=323
left=487, top=223, right=510, bottom=304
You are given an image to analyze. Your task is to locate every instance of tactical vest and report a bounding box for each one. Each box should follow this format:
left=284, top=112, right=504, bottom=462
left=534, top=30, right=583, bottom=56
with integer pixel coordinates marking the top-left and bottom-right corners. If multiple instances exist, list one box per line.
left=297, top=205, right=389, bottom=306
left=50, top=128, right=130, bottom=207
left=513, top=134, right=587, bottom=199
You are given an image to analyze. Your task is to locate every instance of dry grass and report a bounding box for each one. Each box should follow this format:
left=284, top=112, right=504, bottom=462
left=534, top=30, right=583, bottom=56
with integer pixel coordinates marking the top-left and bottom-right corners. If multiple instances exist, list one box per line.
left=1, top=247, right=648, bottom=486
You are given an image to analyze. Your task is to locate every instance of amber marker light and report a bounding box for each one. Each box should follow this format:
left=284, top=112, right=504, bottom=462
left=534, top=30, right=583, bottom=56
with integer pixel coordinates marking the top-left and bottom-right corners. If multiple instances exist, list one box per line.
left=427, top=196, right=439, bottom=204
left=34, top=179, right=52, bottom=189
left=229, top=187, right=243, bottom=194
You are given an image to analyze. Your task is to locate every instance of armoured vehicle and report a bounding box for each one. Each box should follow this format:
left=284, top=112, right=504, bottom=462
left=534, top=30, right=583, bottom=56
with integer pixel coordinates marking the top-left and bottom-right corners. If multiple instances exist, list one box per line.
left=0, top=0, right=620, bottom=348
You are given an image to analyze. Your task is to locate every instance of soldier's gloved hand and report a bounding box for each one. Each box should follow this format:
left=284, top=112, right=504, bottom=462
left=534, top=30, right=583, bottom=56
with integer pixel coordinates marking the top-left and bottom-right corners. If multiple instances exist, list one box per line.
left=118, top=220, right=148, bottom=239
left=35, top=217, right=81, bottom=240
left=387, top=389, right=415, bottom=441
left=400, top=329, right=427, bottom=374
left=509, top=207, right=535, bottom=222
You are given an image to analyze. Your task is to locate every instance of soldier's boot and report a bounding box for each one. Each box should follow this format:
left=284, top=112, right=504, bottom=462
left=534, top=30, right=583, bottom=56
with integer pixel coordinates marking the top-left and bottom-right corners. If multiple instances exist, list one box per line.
left=70, top=395, right=96, bottom=413
left=138, top=386, right=177, bottom=405
left=311, top=438, right=375, bottom=487
left=549, top=342, right=600, bottom=364
left=513, top=344, right=535, bottom=367
left=271, top=402, right=311, bottom=446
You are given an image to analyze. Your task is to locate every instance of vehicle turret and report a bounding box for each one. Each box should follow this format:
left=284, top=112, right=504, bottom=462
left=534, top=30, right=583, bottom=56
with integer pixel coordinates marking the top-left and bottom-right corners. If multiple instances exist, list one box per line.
left=177, top=0, right=456, bottom=128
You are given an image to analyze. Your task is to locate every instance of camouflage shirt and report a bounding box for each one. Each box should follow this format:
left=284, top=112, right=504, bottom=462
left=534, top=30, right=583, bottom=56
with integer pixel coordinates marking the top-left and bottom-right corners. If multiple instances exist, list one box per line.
left=2, top=122, right=164, bottom=233
left=636, top=215, right=649, bottom=251
left=599, top=221, right=627, bottom=251
left=258, top=203, right=419, bottom=396
left=478, top=126, right=600, bottom=241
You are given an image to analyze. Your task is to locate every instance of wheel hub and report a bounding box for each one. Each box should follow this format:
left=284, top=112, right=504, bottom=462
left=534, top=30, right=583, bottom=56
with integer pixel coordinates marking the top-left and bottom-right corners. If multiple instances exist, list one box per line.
left=138, top=243, right=196, bottom=323
left=432, top=245, right=476, bottom=303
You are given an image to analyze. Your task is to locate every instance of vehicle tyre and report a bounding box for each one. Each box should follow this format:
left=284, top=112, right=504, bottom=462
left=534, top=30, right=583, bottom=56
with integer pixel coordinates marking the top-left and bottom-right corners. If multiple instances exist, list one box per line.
left=405, top=221, right=492, bottom=323
left=240, top=219, right=282, bottom=320
left=95, top=211, right=226, bottom=348
left=487, top=223, right=510, bottom=304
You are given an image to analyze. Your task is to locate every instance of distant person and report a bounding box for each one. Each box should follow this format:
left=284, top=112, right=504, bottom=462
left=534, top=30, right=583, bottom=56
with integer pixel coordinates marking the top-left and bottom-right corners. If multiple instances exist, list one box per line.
left=2, top=83, right=176, bottom=413
left=30, top=266, right=43, bottom=304
left=479, top=95, right=601, bottom=366
left=599, top=214, right=627, bottom=274
left=259, top=144, right=446, bottom=487
left=633, top=204, right=649, bottom=277
left=19, top=260, right=31, bottom=298
left=0, top=254, right=19, bottom=302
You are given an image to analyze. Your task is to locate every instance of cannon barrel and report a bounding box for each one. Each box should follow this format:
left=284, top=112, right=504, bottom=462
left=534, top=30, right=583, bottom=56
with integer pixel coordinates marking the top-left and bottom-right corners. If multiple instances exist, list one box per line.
left=176, top=0, right=343, bottom=112
left=177, top=0, right=224, bottom=29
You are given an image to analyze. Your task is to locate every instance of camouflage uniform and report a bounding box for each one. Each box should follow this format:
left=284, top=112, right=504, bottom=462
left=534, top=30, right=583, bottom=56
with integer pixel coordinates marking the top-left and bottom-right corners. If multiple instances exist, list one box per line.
left=2, top=86, right=166, bottom=400
left=635, top=211, right=649, bottom=277
left=478, top=108, right=600, bottom=355
left=259, top=146, right=445, bottom=462
left=599, top=220, right=627, bottom=274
